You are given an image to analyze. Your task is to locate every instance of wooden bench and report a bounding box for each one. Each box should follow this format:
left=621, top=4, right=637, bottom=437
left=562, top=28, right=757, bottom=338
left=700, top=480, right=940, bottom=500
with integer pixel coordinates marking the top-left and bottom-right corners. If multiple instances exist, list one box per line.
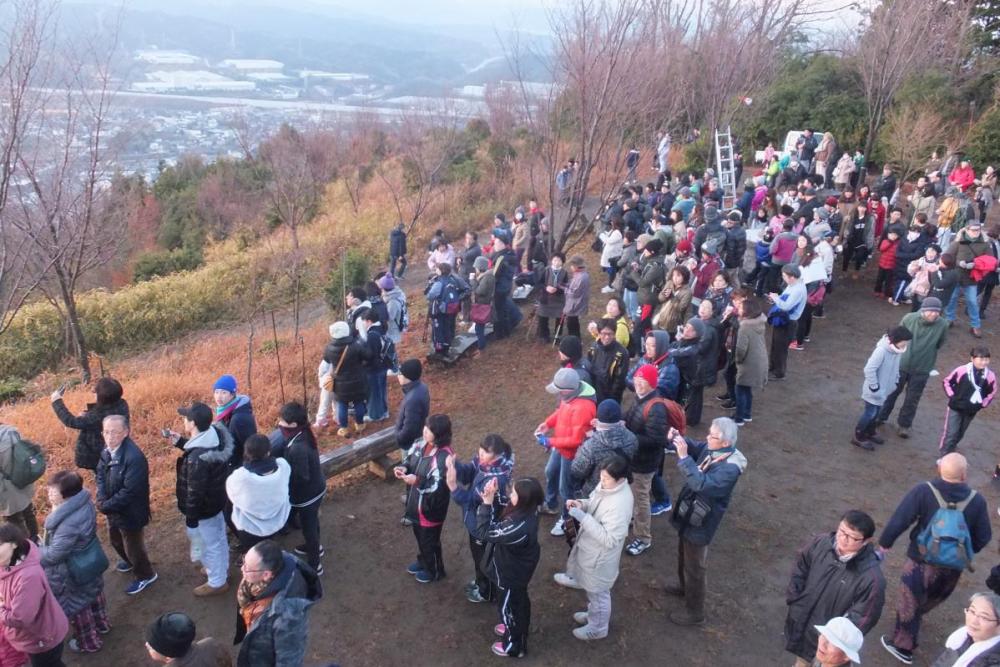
left=319, top=426, right=402, bottom=481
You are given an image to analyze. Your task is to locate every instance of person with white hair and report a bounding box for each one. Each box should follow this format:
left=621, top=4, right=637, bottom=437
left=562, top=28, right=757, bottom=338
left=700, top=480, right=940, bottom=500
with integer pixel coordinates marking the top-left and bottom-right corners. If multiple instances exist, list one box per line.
left=931, top=592, right=1000, bottom=666
left=665, top=417, right=748, bottom=626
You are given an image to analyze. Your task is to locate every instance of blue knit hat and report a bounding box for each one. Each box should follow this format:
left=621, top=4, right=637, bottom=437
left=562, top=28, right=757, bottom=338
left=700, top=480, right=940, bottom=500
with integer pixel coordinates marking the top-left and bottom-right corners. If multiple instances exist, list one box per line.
left=213, top=374, right=237, bottom=393
left=597, top=399, right=622, bottom=424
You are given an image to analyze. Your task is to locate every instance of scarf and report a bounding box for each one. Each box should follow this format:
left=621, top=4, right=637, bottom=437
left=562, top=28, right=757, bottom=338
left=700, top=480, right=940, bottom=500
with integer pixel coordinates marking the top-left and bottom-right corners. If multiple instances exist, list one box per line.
left=968, top=364, right=986, bottom=405
left=280, top=425, right=305, bottom=441
left=944, top=626, right=1000, bottom=667
left=214, top=397, right=239, bottom=424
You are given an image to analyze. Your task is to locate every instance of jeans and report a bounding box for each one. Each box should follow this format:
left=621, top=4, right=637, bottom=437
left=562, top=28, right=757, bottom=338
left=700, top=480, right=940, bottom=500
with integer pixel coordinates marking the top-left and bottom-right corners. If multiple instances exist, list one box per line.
left=367, top=370, right=388, bottom=420
left=877, top=370, right=929, bottom=428
left=474, top=322, right=487, bottom=350
left=337, top=399, right=366, bottom=427
left=734, top=385, right=753, bottom=421
left=855, top=400, right=881, bottom=437
left=544, top=449, right=574, bottom=518
left=623, top=289, right=639, bottom=320
left=294, top=499, right=322, bottom=569
left=493, top=292, right=521, bottom=338
left=108, top=525, right=155, bottom=580
left=945, top=283, right=982, bottom=328
left=651, top=469, right=670, bottom=505
left=389, top=254, right=407, bottom=278
left=185, top=511, right=229, bottom=587
left=431, top=314, right=456, bottom=353
left=630, top=471, right=654, bottom=544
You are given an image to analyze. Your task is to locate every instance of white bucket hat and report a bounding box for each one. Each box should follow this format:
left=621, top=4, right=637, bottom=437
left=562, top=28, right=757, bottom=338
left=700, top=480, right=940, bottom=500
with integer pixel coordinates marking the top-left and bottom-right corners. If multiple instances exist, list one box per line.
left=815, top=617, right=863, bottom=664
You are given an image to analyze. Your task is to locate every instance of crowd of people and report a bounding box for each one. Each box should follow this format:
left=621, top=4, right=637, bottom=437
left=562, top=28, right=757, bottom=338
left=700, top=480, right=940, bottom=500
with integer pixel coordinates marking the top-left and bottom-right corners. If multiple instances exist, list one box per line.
left=0, top=132, right=998, bottom=666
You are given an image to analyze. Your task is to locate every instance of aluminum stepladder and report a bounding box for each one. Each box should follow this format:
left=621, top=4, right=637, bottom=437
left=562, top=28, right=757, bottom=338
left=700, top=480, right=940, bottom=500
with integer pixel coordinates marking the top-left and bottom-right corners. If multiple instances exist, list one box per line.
left=715, top=126, right=736, bottom=210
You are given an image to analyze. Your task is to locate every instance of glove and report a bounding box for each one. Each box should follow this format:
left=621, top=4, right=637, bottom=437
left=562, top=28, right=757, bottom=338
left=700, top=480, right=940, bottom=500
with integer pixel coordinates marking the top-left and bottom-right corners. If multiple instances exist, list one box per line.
left=567, top=505, right=586, bottom=521
left=536, top=433, right=550, bottom=448
left=185, top=516, right=199, bottom=529
left=960, top=260, right=973, bottom=269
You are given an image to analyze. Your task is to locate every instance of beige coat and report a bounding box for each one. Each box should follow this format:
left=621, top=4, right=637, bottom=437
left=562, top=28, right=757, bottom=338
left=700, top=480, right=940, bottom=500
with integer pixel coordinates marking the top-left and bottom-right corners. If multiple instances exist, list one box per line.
left=0, top=425, right=34, bottom=516
left=565, top=479, right=634, bottom=592
left=654, top=283, right=692, bottom=335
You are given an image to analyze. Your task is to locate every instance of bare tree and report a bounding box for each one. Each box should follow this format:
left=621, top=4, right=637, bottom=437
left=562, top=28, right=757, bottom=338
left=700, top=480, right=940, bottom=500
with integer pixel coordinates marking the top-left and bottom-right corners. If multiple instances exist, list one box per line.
left=882, top=106, right=956, bottom=183
left=374, top=104, right=466, bottom=234
left=0, top=0, right=56, bottom=336
left=10, top=15, right=124, bottom=381
left=337, top=110, right=385, bottom=214
left=854, top=0, right=956, bottom=173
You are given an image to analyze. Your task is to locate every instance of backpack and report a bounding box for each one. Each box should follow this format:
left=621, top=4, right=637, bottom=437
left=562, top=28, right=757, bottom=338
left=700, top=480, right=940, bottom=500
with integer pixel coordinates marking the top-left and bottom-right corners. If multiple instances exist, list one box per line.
left=378, top=335, right=399, bottom=372
left=641, top=396, right=687, bottom=437
left=392, top=296, right=410, bottom=333
left=432, top=276, right=466, bottom=316
left=916, top=482, right=977, bottom=571
left=3, top=438, right=46, bottom=489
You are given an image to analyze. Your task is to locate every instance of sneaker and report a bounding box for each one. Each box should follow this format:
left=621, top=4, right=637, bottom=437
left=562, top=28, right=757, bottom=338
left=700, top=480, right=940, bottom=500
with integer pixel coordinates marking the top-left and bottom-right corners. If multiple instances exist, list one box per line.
left=768, top=373, right=785, bottom=381
left=573, top=626, right=608, bottom=641
left=573, top=612, right=589, bottom=625
left=336, top=427, right=350, bottom=437
left=406, top=561, right=422, bottom=575
left=868, top=433, right=886, bottom=445
left=354, top=422, right=366, bottom=434
left=314, top=563, right=325, bottom=576
left=414, top=570, right=434, bottom=584
left=600, top=285, right=615, bottom=293
left=193, top=581, right=230, bottom=597
left=650, top=501, right=673, bottom=516
left=554, top=572, right=582, bottom=589
left=362, top=415, right=373, bottom=423
left=465, top=579, right=478, bottom=592
left=550, top=518, right=565, bottom=537
left=538, top=504, right=559, bottom=516
left=668, top=609, right=705, bottom=626
left=125, top=573, right=157, bottom=595
left=467, top=587, right=489, bottom=603
left=67, top=638, right=100, bottom=654
left=881, top=636, right=914, bottom=664
left=930, top=369, right=940, bottom=377
left=114, top=560, right=133, bottom=574
left=734, top=418, right=747, bottom=427
left=788, top=341, right=804, bottom=351
left=625, top=539, right=651, bottom=556
left=896, top=425, right=910, bottom=439
left=851, top=436, right=875, bottom=451
left=400, top=517, right=413, bottom=527
left=888, top=298, right=900, bottom=306
left=719, top=399, right=736, bottom=409
left=494, top=623, right=507, bottom=637
left=714, top=393, right=732, bottom=401
left=972, top=327, right=983, bottom=338
left=312, top=417, right=330, bottom=429
left=803, top=336, right=811, bottom=342
left=492, top=641, right=524, bottom=658
left=294, top=545, right=325, bottom=557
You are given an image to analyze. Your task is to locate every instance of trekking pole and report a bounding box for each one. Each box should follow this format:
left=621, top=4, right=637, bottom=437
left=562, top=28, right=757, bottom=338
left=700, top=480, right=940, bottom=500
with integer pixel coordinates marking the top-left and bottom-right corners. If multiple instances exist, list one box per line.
left=552, top=314, right=566, bottom=347
left=523, top=304, right=537, bottom=341
left=271, top=311, right=286, bottom=404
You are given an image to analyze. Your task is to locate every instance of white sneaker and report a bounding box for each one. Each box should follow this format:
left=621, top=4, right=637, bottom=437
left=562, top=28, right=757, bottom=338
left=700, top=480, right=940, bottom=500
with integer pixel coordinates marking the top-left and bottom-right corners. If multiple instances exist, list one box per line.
left=573, top=612, right=589, bottom=625
left=930, top=369, right=940, bottom=377
left=573, top=625, right=608, bottom=641
left=550, top=518, right=565, bottom=537
left=600, top=286, right=615, bottom=293
left=554, top=572, right=582, bottom=589
left=468, top=323, right=477, bottom=334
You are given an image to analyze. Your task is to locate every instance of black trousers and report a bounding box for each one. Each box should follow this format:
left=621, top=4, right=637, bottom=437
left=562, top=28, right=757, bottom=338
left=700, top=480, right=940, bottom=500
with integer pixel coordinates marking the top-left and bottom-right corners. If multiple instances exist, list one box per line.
left=878, top=370, right=930, bottom=429
left=497, top=585, right=531, bottom=656
left=413, top=524, right=445, bottom=580
left=29, top=644, right=65, bottom=667
left=564, top=316, right=581, bottom=339
left=769, top=323, right=793, bottom=377
left=295, top=499, right=322, bottom=569
left=685, top=384, right=705, bottom=427
left=874, top=268, right=894, bottom=296
left=796, top=303, right=814, bottom=344
left=236, top=529, right=280, bottom=555
left=469, top=534, right=496, bottom=601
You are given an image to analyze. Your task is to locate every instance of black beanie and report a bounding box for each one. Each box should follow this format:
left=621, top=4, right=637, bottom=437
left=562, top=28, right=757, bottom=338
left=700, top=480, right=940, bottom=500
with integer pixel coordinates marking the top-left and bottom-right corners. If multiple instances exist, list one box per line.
left=558, top=335, right=583, bottom=361
left=146, top=612, right=196, bottom=658
left=400, top=358, right=423, bottom=381
left=887, top=325, right=914, bottom=345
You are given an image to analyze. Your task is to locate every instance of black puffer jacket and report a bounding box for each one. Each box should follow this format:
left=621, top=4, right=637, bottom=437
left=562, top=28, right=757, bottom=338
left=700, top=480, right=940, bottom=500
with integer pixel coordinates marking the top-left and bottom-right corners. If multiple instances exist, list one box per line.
left=723, top=226, right=747, bottom=270
left=625, top=392, right=668, bottom=475
left=586, top=340, right=629, bottom=404
left=323, top=336, right=371, bottom=403
left=52, top=398, right=130, bottom=470
left=175, top=425, right=235, bottom=522
left=276, top=429, right=326, bottom=507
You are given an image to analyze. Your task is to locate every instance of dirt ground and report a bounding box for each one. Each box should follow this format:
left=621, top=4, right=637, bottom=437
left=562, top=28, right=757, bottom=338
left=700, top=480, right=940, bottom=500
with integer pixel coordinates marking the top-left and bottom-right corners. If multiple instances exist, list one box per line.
left=64, top=252, right=1000, bottom=667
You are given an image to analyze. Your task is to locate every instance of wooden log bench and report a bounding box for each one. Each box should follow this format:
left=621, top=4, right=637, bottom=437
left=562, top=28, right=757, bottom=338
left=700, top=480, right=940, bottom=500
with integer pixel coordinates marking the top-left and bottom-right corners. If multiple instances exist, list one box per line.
left=319, top=426, right=402, bottom=481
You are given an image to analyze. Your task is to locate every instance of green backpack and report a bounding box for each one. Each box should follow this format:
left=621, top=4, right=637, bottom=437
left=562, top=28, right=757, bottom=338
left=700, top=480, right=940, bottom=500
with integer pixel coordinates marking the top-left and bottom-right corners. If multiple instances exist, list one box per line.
left=4, top=438, right=46, bottom=489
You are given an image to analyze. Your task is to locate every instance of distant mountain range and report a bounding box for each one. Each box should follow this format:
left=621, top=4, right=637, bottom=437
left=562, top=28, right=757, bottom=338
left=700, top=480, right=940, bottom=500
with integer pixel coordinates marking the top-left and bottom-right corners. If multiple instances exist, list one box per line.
left=62, top=0, right=553, bottom=90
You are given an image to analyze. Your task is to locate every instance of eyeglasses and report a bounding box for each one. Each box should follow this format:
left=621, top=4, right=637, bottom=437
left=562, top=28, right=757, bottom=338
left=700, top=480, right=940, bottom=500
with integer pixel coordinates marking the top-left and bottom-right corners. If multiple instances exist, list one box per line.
left=836, top=528, right=865, bottom=543
left=965, top=607, right=1000, bottom=624
left=706, top=432, right=722, bottom=441
left=238, top=558, right=266, bottom=574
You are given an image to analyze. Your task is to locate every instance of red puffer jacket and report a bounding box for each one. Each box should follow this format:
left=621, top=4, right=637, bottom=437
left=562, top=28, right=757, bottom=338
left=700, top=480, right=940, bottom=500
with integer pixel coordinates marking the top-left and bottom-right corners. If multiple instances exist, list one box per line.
left=545, top=396, right=598, bottom=460
left=878, top=238, right=898, bottom=270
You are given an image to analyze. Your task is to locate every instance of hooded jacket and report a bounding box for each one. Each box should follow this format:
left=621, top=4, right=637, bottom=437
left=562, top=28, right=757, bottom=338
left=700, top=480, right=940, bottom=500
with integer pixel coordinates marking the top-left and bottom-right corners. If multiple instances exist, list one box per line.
left=625, top=391, right=669, bottom=475
left=587, top=339, right=630, bottom=403
left=95, top=437, right=150, bottom=531
left=175, top=424, right=235, bottom=522
left=571, top=425, right=638, bottom=496
left=898, top=311, right=948, bottom=374
left=626, top=330, right=681, bottom=400
left=637, top=254, right=666, bottom=306
left=784, top=534, right=886, bottom=660
left=451, top=454, right=515, bottom=535
left=384, top=286, right=407, bottom=345
left=235, top=552, right=322, bottom=667
left=226, top=458, right=292, bottom=536
left=565, top=480, right=634, bottom=592
left=544, top=386, right=598, bottom=460
left=0, top=541, right=68, bottom=654
left=0, top=425, right=34, bottom=516
left=389, top=226, right=407, bottom=256
left=401, top=441, right=452, bottom=528
left=40, top=490, right=104, bottom=618
left=670, top=440, right=747, bottom=546
left=51, top=397, right=130, bottom=470
left=861, top=336, right=904, bottom=405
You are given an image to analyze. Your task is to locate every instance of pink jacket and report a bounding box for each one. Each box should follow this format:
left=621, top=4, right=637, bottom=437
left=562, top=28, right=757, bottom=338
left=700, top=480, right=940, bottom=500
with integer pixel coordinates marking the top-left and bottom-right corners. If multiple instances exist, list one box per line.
left=0, top=542, right=68, bottom=654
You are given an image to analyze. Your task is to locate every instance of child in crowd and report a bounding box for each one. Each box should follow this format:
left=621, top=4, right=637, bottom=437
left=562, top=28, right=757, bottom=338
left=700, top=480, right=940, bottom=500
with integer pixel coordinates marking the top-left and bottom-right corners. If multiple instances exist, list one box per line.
left=940, top=347, right=996, bottom=456
left=874, top=230, right=900, bottom=299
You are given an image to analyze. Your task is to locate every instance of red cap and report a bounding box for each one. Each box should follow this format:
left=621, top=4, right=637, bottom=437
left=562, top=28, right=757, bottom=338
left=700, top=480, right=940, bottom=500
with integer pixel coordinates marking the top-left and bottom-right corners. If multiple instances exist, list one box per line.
left=677, top=239, right=693, bottom=253
left=635, top=364, right=658, bottom=388
left=825, top=196, right=839, bottom=207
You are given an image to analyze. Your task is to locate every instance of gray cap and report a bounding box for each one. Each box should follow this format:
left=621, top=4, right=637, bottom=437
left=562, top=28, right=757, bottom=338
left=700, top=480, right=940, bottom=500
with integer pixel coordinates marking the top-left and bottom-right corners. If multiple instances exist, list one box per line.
left=473, top=256, right=489, bottom=272
left=546, top=367, right=580, bottom=395
left=686, top=317, right=706, bottom=339
left=920, top=296, right=942, bottom=313
left=704, top=206, right=720, bottom=223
